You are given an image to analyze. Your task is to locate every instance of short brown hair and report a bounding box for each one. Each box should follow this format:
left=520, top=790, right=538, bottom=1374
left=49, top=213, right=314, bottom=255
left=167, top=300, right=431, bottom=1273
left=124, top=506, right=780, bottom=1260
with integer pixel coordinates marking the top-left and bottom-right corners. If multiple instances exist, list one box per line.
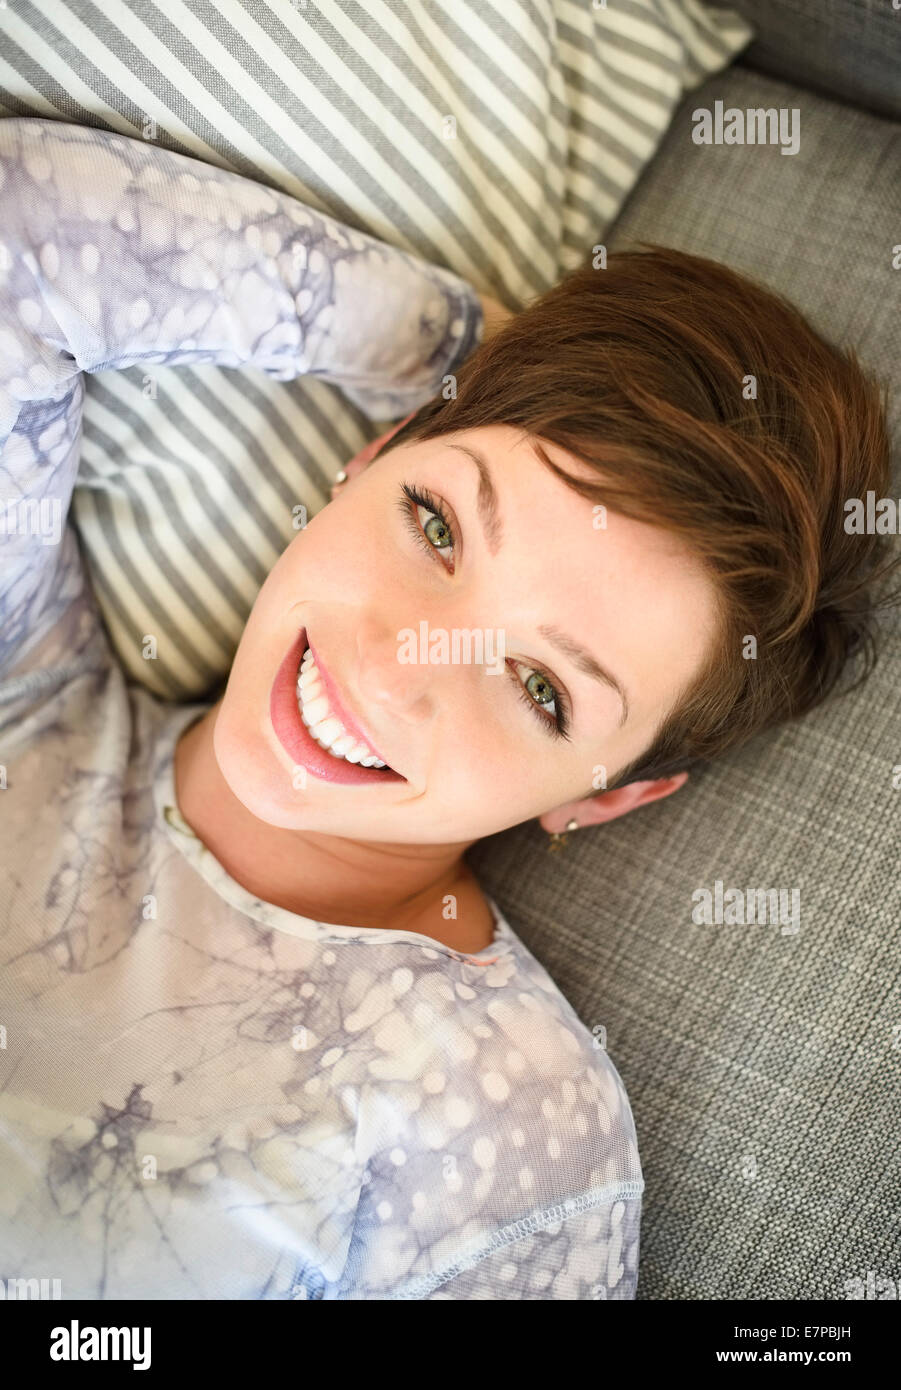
left=384, top=245, right=901, bottom=790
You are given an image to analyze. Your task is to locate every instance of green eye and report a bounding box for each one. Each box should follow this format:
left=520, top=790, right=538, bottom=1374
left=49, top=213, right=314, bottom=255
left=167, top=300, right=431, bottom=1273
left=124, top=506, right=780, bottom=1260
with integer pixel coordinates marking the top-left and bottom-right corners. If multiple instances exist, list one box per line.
left=398, top=481, right=456, bottom=564
left=525, top=669, right=555, bottom=710
left=509, top=662, right=568, bottom=740
left=422, top=510, right=452, bottom=549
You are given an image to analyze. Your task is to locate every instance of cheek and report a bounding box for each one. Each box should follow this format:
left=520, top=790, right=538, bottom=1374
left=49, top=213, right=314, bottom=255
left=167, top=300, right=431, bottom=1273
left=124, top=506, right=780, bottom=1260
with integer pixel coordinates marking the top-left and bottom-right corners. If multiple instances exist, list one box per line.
left=288, top=495, right=401, bottom=595
left=242, top=504, right=376, bottom=639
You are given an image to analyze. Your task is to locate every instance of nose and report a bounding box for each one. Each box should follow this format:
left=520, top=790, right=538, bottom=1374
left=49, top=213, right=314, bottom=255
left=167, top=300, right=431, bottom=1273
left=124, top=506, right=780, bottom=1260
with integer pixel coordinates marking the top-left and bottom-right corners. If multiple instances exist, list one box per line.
left=354, top=619, right=437, bottom=725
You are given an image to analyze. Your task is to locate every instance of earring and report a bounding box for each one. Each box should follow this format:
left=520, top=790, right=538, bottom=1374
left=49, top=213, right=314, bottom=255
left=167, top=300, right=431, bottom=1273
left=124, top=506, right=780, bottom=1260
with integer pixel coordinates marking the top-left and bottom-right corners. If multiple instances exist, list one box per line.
left=546, top=818, right=579, bottom=853
left=334, top=469, right=348, bottom=485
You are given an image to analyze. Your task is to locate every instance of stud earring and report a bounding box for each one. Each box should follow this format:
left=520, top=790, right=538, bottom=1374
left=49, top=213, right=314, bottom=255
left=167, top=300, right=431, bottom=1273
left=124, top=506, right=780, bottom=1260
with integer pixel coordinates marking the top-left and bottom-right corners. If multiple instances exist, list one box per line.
left=546, top=818, right=579, bottom=853
left=334, top=469, right=348, bottom=485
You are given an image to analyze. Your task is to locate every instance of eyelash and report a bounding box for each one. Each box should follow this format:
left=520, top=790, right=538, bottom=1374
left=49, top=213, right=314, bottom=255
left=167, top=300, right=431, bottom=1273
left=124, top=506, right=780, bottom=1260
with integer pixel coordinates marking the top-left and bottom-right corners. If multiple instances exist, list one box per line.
left=396, top=480, right=572, bottom=742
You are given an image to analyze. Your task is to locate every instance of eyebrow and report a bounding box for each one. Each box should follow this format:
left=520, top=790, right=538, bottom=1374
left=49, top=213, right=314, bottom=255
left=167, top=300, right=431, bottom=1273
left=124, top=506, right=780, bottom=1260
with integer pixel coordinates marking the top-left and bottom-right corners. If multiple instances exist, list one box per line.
left=443, top=440, right=630, bottom=727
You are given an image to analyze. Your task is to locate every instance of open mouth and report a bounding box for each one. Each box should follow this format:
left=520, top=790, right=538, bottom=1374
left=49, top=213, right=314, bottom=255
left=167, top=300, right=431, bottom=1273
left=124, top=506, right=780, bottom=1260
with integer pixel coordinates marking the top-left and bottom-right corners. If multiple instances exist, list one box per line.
left=269, top=626, right=406, bottom=785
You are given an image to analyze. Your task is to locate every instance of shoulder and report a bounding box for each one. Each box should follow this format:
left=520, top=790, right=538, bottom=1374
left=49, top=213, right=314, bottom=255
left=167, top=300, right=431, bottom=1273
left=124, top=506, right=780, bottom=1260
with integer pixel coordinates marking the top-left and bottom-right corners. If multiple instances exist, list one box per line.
left=473, top=938, right=640, bottom=1137
left=339, top=944, right=644, bottom=1299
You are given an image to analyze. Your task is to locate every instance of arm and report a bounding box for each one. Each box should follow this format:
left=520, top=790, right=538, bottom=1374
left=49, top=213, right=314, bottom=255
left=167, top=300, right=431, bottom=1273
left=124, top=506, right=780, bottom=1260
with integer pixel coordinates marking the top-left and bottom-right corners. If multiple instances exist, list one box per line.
left=0, top=117, right=483, bottom=677
left=335, top=1007, right=645, bottom=1302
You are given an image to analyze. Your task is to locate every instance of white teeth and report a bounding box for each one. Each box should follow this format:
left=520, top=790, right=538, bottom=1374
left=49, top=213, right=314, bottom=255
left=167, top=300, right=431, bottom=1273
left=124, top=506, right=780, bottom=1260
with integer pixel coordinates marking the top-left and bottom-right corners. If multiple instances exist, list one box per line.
left=298, top=668, right=323, bottom=698
left=296, top=647, right=388, bottom=769
left=300, top=695, right=330, bottom=727
left=311, top=716, right=345, bottom=750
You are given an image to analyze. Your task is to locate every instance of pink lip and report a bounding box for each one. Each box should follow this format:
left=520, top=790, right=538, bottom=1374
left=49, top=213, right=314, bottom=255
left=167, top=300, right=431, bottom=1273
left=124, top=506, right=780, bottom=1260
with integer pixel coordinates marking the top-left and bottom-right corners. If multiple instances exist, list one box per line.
left=269, top=626, right=405, bottom=786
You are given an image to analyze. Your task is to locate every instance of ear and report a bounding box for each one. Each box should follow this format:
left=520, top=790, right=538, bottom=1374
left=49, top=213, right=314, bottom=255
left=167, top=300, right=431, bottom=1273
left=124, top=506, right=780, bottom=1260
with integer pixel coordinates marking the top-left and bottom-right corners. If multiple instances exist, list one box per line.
left=538, top=771, right=690, bottom=834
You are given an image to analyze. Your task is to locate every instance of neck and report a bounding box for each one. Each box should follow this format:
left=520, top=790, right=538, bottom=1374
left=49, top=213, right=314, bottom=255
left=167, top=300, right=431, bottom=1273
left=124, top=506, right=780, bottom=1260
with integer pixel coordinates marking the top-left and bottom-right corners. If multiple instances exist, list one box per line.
left=173, top=701, right=487, bottom=947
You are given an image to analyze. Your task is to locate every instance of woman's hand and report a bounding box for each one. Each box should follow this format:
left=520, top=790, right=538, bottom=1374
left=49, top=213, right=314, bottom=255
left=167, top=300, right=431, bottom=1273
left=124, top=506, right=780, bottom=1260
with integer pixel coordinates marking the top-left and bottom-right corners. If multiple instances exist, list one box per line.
left=479, top=292, right=514, bottom=342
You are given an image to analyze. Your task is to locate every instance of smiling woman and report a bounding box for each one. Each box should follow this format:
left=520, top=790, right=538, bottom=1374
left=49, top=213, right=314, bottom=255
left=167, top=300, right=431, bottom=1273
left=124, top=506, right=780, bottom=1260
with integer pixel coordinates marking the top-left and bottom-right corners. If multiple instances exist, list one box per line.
left=0, top=117, right=644, bottom=1302
left=3, top=98, right=896, bottom=1303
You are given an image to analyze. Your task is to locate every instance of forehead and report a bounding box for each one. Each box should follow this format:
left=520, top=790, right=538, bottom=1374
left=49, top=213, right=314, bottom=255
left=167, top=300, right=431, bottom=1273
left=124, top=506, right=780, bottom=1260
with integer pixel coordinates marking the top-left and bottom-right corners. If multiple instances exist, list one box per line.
left=443, top=424, right=722, bottom=727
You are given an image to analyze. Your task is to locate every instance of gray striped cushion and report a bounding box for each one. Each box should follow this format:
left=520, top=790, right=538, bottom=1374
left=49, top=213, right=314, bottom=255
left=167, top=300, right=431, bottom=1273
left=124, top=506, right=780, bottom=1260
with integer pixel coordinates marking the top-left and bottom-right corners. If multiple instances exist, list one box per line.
left=0, top=0, right=753, bottom=697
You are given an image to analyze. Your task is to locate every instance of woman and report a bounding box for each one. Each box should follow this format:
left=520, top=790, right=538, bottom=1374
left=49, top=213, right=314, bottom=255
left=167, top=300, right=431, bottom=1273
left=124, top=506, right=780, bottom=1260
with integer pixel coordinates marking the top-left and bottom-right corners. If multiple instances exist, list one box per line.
left=0, top=118, right=646, bottom=1300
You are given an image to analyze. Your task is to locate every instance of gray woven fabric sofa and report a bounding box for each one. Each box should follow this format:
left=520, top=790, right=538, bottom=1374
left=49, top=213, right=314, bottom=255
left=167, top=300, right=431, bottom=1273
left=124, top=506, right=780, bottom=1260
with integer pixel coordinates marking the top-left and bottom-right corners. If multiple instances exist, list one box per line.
left=471, top=0, right=901, bottom=1300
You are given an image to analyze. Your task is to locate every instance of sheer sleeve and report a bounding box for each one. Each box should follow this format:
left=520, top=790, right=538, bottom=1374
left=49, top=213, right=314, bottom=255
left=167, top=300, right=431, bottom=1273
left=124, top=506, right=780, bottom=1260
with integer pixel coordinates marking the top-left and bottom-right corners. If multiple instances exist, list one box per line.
left=425, top=1195, right=642, bottom=1300
left=331, top=977, right=645, bottom=1302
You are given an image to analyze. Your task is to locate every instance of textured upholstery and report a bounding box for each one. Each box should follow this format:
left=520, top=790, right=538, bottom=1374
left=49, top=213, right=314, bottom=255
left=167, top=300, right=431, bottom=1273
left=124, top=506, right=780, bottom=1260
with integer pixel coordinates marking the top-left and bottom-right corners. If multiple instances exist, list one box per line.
left=725, top=0, right=901, bottom=121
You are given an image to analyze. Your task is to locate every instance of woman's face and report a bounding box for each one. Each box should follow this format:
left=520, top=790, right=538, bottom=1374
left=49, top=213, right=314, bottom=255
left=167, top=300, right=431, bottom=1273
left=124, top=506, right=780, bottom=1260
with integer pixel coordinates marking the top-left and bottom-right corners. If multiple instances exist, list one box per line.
left=213, top=425, right=720, bottom=843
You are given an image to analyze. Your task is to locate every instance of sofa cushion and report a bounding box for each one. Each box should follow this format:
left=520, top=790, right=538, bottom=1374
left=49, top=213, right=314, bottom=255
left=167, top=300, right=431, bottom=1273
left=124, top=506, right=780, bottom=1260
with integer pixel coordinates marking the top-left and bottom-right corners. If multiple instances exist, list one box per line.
left=469, top=63, right=901, bottom=1299
left=721, top=0, right=901, bottom=121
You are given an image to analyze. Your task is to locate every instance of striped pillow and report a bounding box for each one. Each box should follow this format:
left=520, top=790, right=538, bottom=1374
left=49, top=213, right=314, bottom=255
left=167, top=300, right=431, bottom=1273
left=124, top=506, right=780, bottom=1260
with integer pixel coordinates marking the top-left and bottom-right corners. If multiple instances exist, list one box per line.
left=0, top=0, right=753, bottom=698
